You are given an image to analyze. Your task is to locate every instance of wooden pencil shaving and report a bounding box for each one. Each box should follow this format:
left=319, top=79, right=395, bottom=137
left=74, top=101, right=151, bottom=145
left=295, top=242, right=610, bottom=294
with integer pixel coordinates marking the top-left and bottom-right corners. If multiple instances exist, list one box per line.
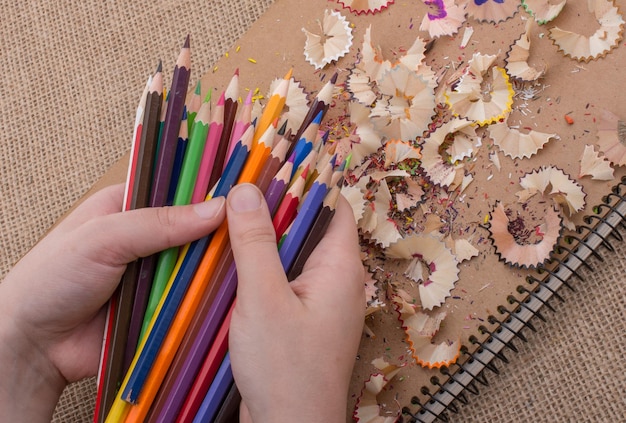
left=302, top=9, right=354, bottom=70
left=466, top=0, right=520, bottom=24
left=419, top=0, right=468, bottom=38
left=359, top=178, right=403, bottom=247
left=579, top=144, right=615, bottom=180
left=521, top=0, right=566, bottom=24
left=395, top=306, right=461, bottom=368
left=505, top=20, right=546, bottom=81
left=488, top=201, right=563, bottom=268
left=421, top=118, right=475, bottom=188
left=353, top=358, right=402, bottom=423
left=386, top=234, right=460, bottom=310
left=369, top=66, right=436, bottom=141
left=487, top=121, right=558, bottom=159
left=444, top=53, right=515, bottom=126
left=596, top=108, right=626, bottom=166
left=383, top=139, right=422, bottom=168
left=549, top=0, right=625, bottom=63
left=338, top=0, right=395, bottom=15
left=516, top=166, right=587, bottom=216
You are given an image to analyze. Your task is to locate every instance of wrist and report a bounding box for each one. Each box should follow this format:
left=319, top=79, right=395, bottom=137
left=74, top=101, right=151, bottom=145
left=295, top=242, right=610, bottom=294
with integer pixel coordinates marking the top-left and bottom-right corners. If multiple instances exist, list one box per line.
left=0, top=303, right=66, bottom=422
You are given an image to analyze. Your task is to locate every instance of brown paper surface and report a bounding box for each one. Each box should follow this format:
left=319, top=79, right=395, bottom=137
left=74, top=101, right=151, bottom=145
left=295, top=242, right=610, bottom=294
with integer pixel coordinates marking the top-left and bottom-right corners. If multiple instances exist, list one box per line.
left=72, top=0, right=626, bottom=420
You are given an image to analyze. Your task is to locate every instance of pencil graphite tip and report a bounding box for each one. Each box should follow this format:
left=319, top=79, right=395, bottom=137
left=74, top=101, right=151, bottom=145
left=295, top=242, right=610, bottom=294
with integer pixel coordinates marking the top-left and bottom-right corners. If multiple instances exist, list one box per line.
left=284, top=68, right=294, bottom=80
left=330, top=71, right=338, bottom=84
left=313, top=110, right=323, bottom=124
left=194, top=80, right=202, bottom=94
left=155, top=60, right=163, bottom=73
left=218, top=91, right=226, bottom=105
left=234, top=67, right=240, bottom=76
left=244, top=89, right=253, bottom=104
left=184, top=34, right=190, bottom=48
left=203, top=89, right=212, bottom=103
left=278, top=119, right=289, bottom=135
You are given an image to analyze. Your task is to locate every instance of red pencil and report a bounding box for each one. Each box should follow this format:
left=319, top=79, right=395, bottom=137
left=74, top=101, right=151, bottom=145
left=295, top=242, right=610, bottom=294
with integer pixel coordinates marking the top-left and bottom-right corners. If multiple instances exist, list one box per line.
left=272, top=166, right=308, bottom=242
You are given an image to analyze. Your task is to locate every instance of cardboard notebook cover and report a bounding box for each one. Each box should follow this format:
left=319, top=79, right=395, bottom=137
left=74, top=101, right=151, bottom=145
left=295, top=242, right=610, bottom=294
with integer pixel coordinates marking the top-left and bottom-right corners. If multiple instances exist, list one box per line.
left=71, top=0, right=626, bottom=420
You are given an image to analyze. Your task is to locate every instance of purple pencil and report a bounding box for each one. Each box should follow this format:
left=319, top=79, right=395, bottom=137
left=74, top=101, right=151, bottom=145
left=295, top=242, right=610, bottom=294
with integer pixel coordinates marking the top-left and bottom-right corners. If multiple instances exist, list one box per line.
left=264, top=152, right=295, bottom=216
left=150, top=35, right=191, bottom=208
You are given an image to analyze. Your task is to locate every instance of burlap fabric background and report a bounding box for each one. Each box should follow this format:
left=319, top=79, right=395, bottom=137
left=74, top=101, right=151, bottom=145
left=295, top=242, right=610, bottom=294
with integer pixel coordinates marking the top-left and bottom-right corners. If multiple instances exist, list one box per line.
left=1, top=1, right=624, bottom=422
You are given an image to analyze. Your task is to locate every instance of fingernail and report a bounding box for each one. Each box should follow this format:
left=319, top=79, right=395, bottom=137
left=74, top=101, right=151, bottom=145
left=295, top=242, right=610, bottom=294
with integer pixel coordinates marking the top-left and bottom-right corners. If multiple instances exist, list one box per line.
left=229, top=183, right=262, bottom=213
left=194, top=197, right=225, bottom=219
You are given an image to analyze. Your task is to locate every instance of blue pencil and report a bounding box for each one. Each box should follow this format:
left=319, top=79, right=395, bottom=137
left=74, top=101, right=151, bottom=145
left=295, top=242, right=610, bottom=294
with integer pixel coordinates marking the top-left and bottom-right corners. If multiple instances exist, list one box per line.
left=191, top=353, right=234, bottom=423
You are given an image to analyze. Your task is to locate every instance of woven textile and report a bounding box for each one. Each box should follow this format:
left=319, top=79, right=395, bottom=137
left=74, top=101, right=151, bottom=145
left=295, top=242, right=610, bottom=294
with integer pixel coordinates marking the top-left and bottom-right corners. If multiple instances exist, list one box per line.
left=1, top=1, right=624, bottom=422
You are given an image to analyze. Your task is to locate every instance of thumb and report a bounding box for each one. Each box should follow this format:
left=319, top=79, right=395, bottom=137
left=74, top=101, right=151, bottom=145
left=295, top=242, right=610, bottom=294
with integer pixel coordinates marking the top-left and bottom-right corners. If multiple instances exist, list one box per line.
left=226, top=183, right=290, bottom=311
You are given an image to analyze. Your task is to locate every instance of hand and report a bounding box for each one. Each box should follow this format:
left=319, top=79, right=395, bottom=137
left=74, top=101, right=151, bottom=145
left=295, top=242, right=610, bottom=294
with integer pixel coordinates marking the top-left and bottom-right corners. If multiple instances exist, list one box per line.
left=0, top=183, right=226, bottom=422
left=226, top=183, right=366, bottom=423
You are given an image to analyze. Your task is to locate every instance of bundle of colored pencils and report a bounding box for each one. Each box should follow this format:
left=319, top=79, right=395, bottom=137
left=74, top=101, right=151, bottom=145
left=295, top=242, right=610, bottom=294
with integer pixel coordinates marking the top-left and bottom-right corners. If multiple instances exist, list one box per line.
left=93, top=35, right=343, bottom=423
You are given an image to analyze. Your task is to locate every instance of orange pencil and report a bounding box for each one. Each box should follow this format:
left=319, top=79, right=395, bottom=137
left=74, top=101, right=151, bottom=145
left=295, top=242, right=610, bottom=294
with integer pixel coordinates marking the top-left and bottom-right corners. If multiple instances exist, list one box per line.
left=252, top=68, right=291, bottom=145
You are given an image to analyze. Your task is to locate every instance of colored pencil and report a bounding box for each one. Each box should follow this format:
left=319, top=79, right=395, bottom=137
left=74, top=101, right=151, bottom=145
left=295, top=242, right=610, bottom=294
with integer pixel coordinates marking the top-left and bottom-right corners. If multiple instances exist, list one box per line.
left=94, top=69, right=156, bottom=423
left=292, top=71, right=337, bottom=142
left=191, top=352, right=234, bottom=423
left=212, top=383, right=241, bottom=423
left=166, top=108, right=189, bottom=206
left=191, top=91, right=224, bottom=204
left=287, top=182, right=341, bottom=281
left=150, top=34, right=191, bottom=209
left=255, top=131, right=290, bottom=194
left=175, top=306, right=232, bottom=422
left=291, top=110, right=322, bottom=173
left=252, top=69, right=291, bottom=145
left=272, top=167, right=308, bottom=241
left=225, top=89, right=253, bottom=165
left=139, top=92, right=212, bottom=341
left=211, top=69, right=239, bottom=179
left=278, top=163, right=332, bottom=272
left=185, top=81, right=202, bottom=135
left=264, top=151, right=295, bottom=217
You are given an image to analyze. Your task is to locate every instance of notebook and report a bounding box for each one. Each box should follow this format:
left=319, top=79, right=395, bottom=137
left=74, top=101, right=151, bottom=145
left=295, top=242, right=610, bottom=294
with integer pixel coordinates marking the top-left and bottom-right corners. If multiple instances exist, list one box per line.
left=79, top=0, right=626, bottom=421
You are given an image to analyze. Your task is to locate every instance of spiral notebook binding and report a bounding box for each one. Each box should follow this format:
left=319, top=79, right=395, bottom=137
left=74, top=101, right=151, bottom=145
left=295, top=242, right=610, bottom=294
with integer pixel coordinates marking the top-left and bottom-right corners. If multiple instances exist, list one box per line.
left=404, top=177, right=626, bottom=422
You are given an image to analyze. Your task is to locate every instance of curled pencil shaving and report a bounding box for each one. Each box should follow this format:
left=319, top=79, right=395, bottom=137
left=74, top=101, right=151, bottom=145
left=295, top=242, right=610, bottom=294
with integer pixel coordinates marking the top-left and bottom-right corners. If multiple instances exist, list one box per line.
left=395, top=177, right=426, bottom=211
left=445, top=236, right=480, bottom=262
left=549, top=0, right=625, bottom=63
left=383, top=139, right=422, bottom=168
left=336, top=101, right=385, bottom=169
left=521, top=0, right=566, bottom=24
left=268, top=77, right=310, bottom=134
left=466, top=0, right=520, bottom=24
left=338, top=0, right=395, bottom=15
left=353, top=358, right=402, bottom=423
left=395, top=305, right=461, bottom=368
left=579, top=144, right=615, bottom=180
left=516, top=166, right=586, bottom=216
left=386, top=234, right=460, bottom=310
left=346, top=67, right=378, bottom=106
left=596, top=108, right=626, bottom=166
left=420, top=0, right=468, bottom=38
left=369, top=66, right=436, bottom=141
left=487, top=121, right=558, bottom=159
left=444, top=53, right=515, bottom=126
left=341, top=184, right=368, bottom=223
left=302, top=9, right=354, bottom=70
left=421, top=118, right=475, bottom=188
left=488, top=201, right=562, bottom=268
left=359, top=178, right=403, bottom=247
left=505, top=19, right=547, bottom=81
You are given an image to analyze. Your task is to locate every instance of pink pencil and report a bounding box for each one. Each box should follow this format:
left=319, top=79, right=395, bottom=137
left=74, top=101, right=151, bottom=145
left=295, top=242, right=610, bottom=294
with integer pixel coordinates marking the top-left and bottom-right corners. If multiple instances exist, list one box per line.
left=224, top=89, right=253, bottom=167
left=191, top=92, right=225, bottom=204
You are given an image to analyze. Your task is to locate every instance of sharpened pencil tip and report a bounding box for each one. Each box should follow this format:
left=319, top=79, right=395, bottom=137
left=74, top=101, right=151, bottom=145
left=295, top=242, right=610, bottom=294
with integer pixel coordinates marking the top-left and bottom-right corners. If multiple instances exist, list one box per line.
left=284, top=68, right=293, bottom=80
left=330, top=72, right=338, bottom=84
left=203, top=89, right=212, bottom=102
left=155, top=60, right=163, bottom=73
left=234, top=68, right=240, bottom=76
left=184, top=34, right=190, bottom=48
left=194, top=80, right=202, bottom=94
left=278, top=119, right=289, bottom=135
